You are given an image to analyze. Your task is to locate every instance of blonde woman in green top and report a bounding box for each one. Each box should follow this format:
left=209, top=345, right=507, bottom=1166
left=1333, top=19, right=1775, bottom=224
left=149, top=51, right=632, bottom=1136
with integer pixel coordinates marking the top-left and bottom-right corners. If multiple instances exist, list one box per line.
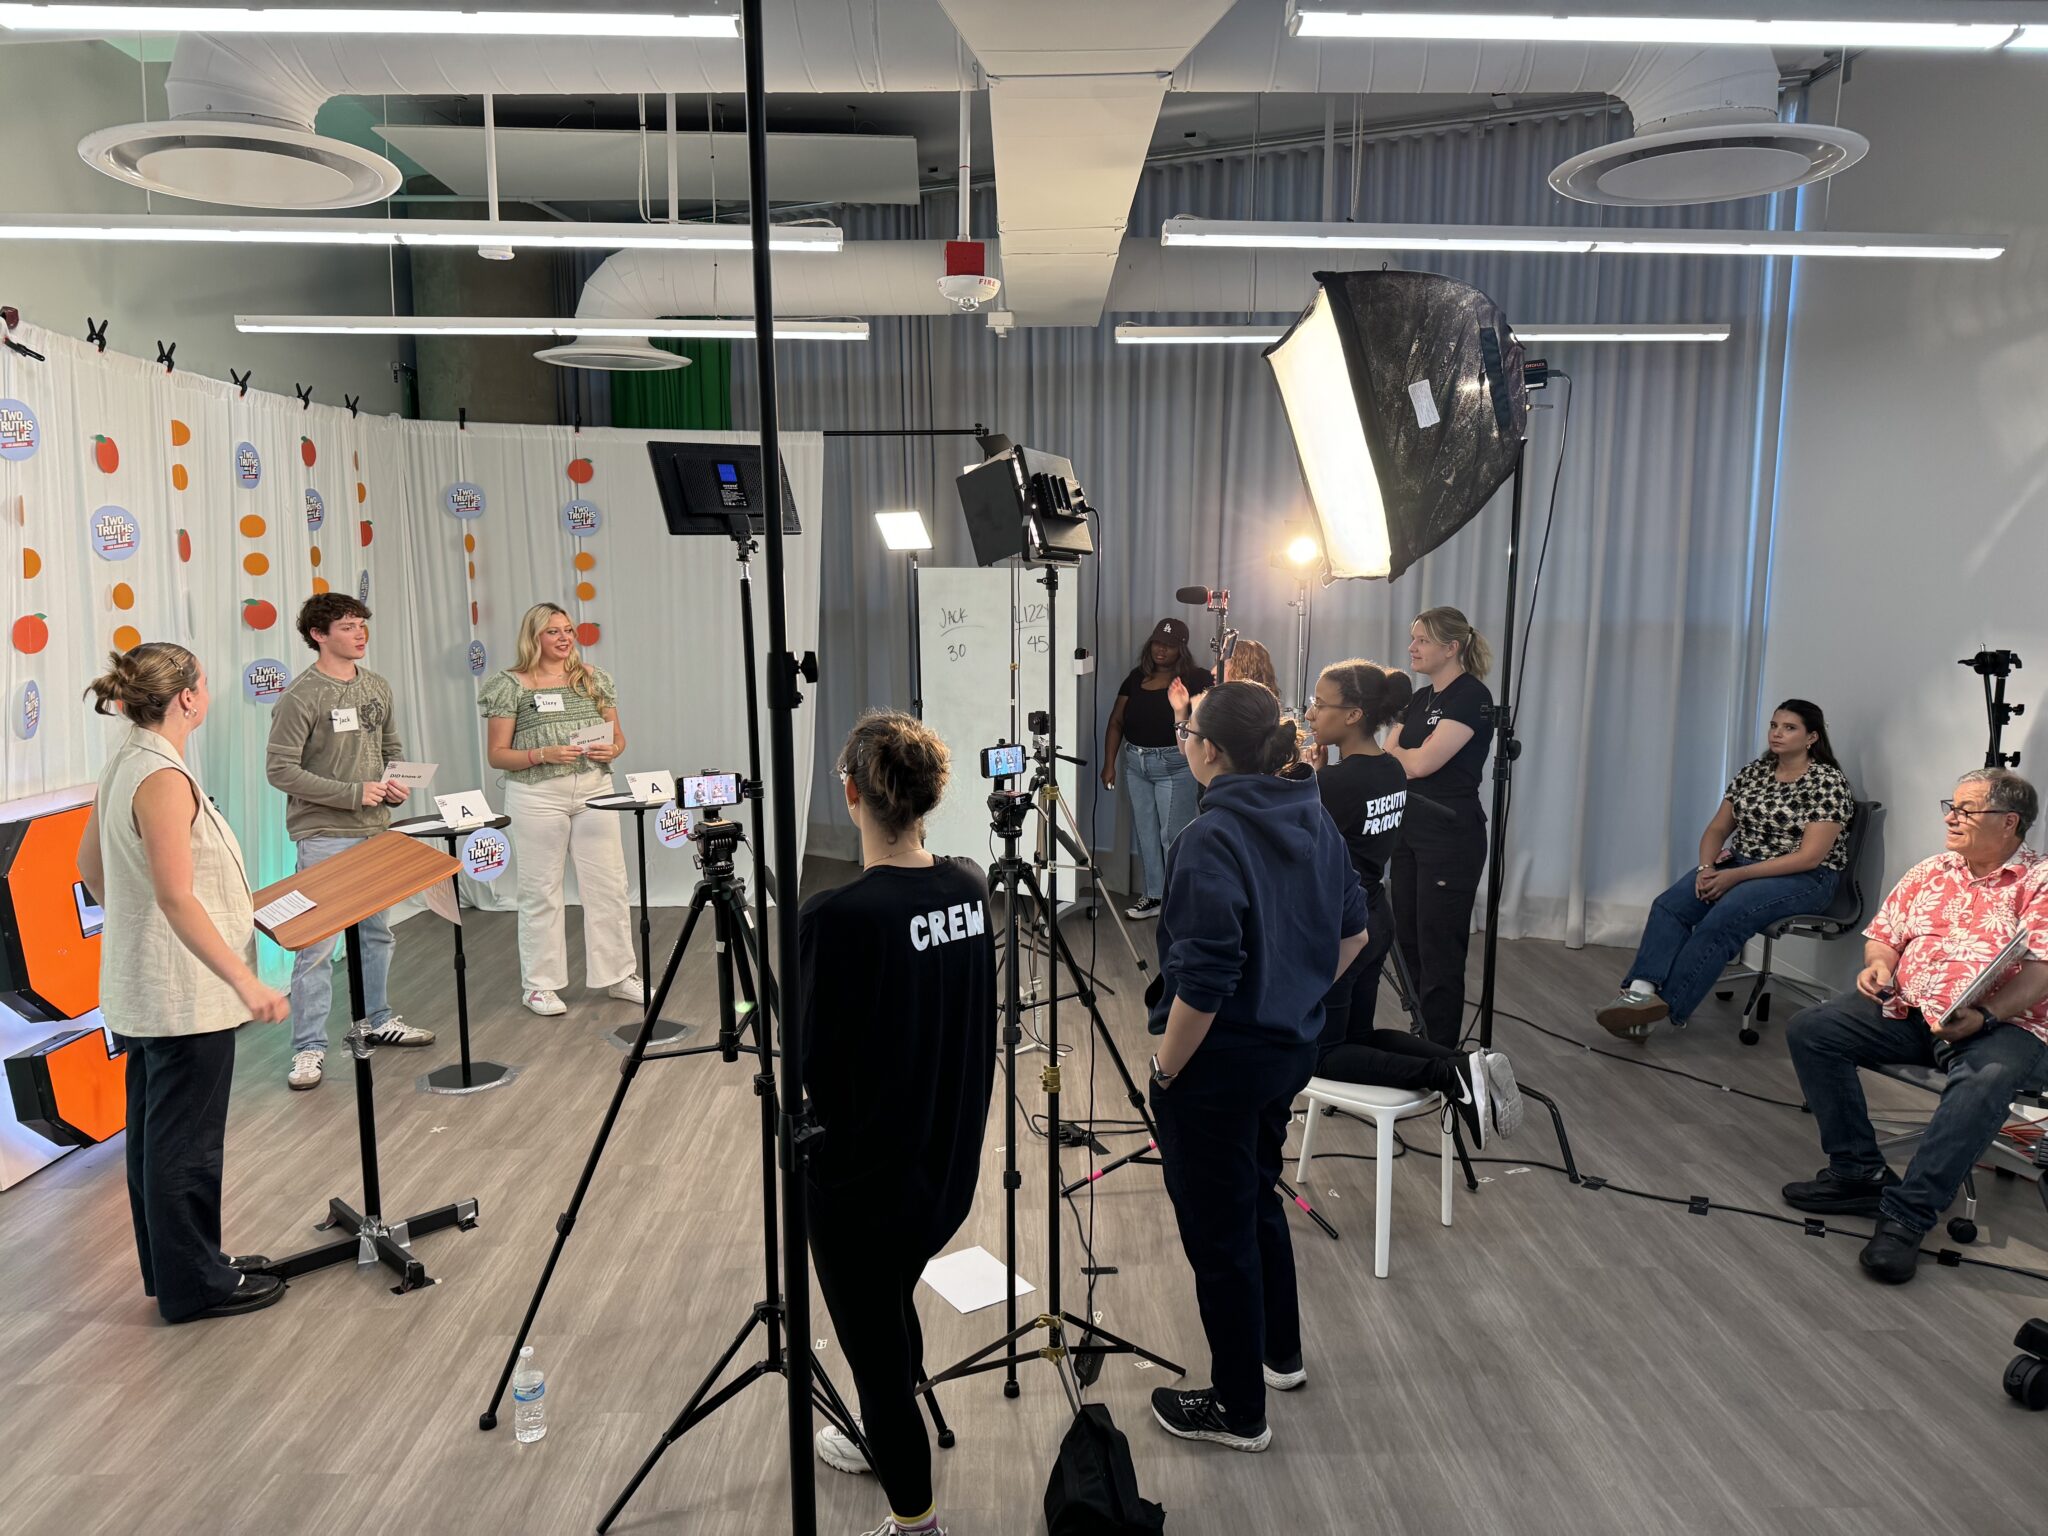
left=480, top=603, right=641, bottom=1016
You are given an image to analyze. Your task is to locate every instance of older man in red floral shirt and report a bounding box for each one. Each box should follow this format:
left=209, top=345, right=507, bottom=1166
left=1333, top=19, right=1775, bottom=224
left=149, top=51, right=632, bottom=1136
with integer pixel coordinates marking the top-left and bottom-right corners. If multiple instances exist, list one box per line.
left=1781, top=768, right=2048, bottom=1284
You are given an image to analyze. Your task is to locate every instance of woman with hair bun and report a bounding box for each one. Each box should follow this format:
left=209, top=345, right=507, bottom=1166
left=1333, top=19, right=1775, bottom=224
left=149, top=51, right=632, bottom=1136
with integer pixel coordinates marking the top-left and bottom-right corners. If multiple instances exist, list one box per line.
left=1383, top=605, right=1496, bottom=1047
left=1598, top=698, right=1854, bottom=1039
left=1146, top=681, right=1369, bottom=1455
left=1307, top=660, right=1521, bottom=1147
left=75, top=643, right=291, bottom=1324
left=803, top=710, right=995, bottom=1536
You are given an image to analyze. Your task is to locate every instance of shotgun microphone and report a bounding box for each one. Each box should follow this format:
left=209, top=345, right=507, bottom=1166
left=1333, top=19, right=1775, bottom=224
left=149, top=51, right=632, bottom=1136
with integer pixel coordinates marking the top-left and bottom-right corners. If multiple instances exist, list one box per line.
left=1175, top=585, right=1211, bottom=604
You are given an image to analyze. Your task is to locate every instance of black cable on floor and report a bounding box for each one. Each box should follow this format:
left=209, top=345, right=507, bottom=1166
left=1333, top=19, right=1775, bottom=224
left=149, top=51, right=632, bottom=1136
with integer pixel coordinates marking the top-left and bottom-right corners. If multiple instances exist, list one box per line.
left=1472, top=1002, right=1811, bottom=1112
left=1379, top=1129, right=2048, bottom=1292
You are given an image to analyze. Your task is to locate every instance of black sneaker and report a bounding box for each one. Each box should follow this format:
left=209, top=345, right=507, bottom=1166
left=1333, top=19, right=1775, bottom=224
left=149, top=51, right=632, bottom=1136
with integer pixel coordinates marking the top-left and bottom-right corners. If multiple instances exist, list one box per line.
left=1781, top=1166, right=1900, bottom=1217
left=1858, top=1218, right=1923, bottom=1284
left=179, top=1271, right=286, bottom=1321
left=1151, top=1387, right=1269, bottom=1451
left=1125, top=896, right=1161, bottom=920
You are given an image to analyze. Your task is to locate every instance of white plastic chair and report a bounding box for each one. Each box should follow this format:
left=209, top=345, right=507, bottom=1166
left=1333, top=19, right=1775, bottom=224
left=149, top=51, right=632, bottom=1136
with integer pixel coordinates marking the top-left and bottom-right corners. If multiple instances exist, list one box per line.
left=1294, top=1078, right=1453, bottom=1278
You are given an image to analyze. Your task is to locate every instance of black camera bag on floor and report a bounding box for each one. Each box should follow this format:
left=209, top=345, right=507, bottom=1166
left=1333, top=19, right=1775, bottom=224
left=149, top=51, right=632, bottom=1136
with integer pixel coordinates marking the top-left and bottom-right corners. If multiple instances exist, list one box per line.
left=1044, top=1403, right=1166, bottom=1534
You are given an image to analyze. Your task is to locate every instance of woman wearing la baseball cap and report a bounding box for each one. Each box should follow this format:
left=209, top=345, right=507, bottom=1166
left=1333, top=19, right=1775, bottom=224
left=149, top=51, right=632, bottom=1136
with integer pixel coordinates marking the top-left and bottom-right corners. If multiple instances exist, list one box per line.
left=1103, top=615, right=1212, bottom=919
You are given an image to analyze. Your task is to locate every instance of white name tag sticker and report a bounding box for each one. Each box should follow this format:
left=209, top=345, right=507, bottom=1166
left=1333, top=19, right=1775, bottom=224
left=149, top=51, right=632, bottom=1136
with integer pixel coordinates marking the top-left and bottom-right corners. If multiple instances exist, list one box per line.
left=534, top=693, right=565, bottom=714
left=330, top=707, right=360, bottom=733
left=1408, top=378, right=1441, bottom=430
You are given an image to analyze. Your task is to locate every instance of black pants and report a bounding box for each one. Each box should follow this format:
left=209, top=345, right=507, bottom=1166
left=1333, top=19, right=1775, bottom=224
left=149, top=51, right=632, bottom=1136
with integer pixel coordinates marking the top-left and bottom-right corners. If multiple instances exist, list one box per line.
left=807, top=1179, right=935, bottom=1520
left=1390, top=798, right=1487, bottom=1047
left=120, top=1030, right=242, bottom=1323
left=1318, top=887, right=1395, bottom=1046
left=1150, top=1039, right=1316, bottom=1431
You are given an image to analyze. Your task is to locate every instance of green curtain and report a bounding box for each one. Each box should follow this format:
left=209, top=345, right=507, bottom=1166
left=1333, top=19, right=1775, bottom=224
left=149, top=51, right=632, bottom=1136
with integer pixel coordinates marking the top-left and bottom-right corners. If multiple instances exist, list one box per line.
left=608, top=340, right=734, bottom=429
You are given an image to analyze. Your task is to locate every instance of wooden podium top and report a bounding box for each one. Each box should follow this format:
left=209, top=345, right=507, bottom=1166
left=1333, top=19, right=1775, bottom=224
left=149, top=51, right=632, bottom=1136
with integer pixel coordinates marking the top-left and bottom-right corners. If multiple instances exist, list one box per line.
left=251, top=830, right=460, bottom=952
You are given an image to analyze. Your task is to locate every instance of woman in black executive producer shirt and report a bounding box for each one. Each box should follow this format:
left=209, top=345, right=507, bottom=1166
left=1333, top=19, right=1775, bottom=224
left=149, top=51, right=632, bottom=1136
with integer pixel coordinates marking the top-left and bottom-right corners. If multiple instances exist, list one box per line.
left=800, top=710, right=995, bottom=1536
left=1381, top=606, right=1496, bottom=1048
left=1102, top=616, right=1211, bottom=921
left=1307, top=659, right=1520, bottom=1148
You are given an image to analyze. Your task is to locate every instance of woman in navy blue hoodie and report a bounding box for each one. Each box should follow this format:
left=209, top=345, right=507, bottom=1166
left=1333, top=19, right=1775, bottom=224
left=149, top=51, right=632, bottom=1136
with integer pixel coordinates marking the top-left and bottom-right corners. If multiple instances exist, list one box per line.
left=1146, top=681, right=1369, bottom=1454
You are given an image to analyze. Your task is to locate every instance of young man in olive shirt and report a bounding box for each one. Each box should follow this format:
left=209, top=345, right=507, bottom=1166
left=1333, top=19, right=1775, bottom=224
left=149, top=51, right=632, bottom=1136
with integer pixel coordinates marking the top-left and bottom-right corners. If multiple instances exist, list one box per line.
left=264, top=594, right=433, bottom=1090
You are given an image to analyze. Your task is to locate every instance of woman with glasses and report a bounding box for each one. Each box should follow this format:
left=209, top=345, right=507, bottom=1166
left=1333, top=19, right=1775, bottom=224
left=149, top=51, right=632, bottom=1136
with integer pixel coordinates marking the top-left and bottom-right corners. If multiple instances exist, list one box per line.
left=1147, top=682, right=1368, bottom=1453
left=1599, top=699, right=1855, bottom=1039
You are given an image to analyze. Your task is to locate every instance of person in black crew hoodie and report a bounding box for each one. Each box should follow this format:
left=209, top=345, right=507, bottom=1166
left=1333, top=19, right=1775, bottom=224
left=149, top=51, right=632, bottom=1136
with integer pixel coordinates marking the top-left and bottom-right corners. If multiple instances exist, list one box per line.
left=800, top=711, right=995, bottom=1536
left=1146, top=681, right=1370, bottom=1454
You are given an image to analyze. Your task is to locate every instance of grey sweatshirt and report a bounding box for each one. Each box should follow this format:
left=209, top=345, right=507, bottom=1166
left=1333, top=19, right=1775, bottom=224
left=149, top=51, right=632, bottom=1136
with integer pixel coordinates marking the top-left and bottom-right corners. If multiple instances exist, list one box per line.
left=265, top=664, right=403, bottom=841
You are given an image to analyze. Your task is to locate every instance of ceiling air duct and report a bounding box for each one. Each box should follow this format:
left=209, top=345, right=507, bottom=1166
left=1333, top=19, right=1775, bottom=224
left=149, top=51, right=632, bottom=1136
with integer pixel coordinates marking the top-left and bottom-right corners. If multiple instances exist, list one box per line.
left=1548, top=47, right=1864, bottom=205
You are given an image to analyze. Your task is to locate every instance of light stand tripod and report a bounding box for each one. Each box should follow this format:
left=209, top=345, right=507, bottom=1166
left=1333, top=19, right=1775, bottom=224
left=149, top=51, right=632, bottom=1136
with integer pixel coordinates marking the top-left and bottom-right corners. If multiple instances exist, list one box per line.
left=1962, top=648, right=2024, bottom=770
left=924, top=787, right=1183, bottom=1399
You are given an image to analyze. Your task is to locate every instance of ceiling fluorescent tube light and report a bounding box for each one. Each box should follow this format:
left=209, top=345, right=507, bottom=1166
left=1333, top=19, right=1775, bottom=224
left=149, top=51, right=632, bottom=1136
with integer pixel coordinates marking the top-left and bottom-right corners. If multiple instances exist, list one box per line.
left=0, top=214, right=841, bottom=253
left=1284, top=4, right=2028, bottom=50
left=1115, top=323, right=1727, bottom=344
left=1158, top=218, right=2004, bottom=261
left=0, top=5, right=738, bottom=38
left=235, top=316, right=869, bottom=341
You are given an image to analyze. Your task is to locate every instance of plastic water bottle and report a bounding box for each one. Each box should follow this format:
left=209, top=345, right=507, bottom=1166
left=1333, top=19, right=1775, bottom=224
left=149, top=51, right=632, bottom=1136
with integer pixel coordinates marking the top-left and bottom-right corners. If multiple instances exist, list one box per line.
left=512, top=1345, right=547, bottom=1443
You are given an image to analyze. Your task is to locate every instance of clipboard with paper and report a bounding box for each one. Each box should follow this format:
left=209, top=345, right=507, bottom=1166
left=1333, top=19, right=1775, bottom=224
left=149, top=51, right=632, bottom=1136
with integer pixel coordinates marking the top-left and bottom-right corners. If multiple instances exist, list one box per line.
left=1930, top=931, right=2034, bottom=1028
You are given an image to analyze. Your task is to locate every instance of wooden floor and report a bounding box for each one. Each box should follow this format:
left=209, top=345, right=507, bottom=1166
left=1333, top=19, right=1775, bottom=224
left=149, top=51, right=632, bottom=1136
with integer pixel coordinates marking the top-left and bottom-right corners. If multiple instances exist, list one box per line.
left=5, top=859, right=2048, bottom=1536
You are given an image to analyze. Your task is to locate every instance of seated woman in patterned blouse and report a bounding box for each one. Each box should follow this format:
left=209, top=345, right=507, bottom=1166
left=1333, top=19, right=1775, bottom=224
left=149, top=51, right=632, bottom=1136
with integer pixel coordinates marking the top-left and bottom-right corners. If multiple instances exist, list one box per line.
left=1598, top=699, right=1855, bottom=1039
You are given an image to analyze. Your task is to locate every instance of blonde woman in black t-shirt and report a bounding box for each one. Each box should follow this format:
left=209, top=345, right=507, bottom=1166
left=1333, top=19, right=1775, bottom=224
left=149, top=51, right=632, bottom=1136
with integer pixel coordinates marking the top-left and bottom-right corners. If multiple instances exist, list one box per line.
left=1382, top=607, right=1496, bottom=1047
left=801, top=711, right=995, bottom=1536
left=1598, top=699, right=1853, bottom=1039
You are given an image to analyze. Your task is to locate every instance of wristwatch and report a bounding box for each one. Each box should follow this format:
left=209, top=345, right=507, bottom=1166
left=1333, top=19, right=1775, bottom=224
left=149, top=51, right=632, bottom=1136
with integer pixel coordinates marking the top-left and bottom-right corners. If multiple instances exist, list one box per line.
left=1977, top=1005, right=2001, bottom=1031
left=1149, top=1053, right=1177, bottom=1089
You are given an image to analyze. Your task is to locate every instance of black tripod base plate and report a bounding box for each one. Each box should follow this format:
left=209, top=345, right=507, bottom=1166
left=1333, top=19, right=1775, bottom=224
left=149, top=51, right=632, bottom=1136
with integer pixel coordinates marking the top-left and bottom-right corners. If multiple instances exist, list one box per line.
left=608, top=1019, right=696, bottom=1051
left=261, top=1194, right=479, bottom=1291
left=419, top=1060, right=519, bottom=1094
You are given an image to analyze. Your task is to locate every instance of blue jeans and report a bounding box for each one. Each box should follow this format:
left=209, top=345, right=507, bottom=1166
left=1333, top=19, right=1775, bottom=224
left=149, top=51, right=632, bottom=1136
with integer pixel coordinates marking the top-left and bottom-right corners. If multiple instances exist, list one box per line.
left=1124, top=743, right=1197, bottom=902
left=287, top=835, right=395, bottom=1053
left=1787, top=991, right=2048, bottom=1234
left=1625, top=856, right=1837, bottom=1024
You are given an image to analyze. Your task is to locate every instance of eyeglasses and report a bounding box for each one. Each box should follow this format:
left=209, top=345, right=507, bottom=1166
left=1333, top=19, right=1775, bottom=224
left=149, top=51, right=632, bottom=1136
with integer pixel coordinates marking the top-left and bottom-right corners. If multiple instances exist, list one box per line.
left=1174, top=722, right=1204, bottom=745
left=1940, top=799, right=2005, bottom=821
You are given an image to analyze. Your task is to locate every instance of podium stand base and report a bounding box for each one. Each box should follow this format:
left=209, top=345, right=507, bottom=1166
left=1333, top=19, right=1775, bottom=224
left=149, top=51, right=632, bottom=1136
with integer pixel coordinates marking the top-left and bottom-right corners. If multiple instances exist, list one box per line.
left=608, top=1019, right=695, bottom=1050
left=261, top=1194, right=480, bottom=1294
left=419, top=1060, right=519, bottom=1095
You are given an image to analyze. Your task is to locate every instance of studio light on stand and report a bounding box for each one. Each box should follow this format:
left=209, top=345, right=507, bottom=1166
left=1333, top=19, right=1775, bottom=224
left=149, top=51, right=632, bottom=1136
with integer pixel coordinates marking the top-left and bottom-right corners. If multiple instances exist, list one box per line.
left=875, top=510, right=934, bottom=719
left=1274, top=525, right=1323, bottom=717
left=1265, top=268, right=1545, bottom=1052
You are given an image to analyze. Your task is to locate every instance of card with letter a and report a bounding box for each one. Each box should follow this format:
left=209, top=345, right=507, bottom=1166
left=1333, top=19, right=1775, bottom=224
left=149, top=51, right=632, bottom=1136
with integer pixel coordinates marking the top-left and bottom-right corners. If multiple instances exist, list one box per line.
left=434, top=790, right=493, bottom=830
left=627, top=770, right=675, bottom=805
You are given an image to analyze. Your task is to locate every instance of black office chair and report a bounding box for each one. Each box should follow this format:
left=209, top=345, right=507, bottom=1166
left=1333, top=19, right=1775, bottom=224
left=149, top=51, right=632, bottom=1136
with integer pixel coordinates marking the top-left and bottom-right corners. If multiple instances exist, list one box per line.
left=1715, top=799, right=1883, bottom=1046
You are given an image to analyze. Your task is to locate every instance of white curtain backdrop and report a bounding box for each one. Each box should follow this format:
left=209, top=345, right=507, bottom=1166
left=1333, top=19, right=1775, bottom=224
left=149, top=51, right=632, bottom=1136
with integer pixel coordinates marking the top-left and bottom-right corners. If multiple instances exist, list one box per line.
left=0, top=328, right=822, bottom=957
left=744, top=104, right=1793, bottom=947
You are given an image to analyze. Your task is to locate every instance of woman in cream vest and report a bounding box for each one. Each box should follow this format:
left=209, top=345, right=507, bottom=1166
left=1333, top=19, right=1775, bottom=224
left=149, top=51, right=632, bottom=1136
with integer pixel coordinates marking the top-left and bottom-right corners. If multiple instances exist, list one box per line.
left=77, top=643, right=290, bottom=1323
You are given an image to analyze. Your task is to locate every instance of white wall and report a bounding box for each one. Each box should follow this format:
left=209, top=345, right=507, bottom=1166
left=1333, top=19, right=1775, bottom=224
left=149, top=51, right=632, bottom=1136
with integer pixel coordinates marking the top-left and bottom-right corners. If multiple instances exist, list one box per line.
left=1760, top=55, right=2048, bottom=988
left=0, top=41, right=405, bottom=414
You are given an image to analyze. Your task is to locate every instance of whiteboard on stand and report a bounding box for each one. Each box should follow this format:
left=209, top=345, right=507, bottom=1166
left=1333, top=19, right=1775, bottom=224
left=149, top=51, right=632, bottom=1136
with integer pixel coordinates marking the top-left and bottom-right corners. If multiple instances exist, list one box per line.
left=916, top=566, right=1085, bottom=898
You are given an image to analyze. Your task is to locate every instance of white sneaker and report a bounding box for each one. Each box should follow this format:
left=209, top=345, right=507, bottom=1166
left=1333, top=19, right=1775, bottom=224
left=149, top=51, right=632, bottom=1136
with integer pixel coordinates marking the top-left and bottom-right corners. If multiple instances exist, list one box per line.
left=363, top=1015, right=433, bottom=1046
left=287, top=1049, right=324, bottom=1091
left=1484, top=1050, right=1524, bottom=1140
left=861, top=1522, right=946, bottom=1536
left=816, top=1418, right=871, bottom=1476
left=606, top=976, right=646, bottom=1004
left=523, top=989, right=567, bottom=1017
left=1263, top=1357, right=1307, bottom=1391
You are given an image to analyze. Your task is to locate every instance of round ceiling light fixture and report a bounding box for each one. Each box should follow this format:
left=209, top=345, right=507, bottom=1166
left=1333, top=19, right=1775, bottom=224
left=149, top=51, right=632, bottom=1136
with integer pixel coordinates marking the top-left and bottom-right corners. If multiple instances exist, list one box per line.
left=78, top=120, right=402, bottom=210
left=1549, top=120, right=1868, bottom=207
left=534, top=338, right=690, bottom=372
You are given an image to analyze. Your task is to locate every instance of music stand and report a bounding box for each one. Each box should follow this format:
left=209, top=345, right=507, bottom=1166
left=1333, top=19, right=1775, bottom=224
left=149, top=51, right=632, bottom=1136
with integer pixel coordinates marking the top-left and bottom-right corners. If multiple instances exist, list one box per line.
left=392, top=813, right=519, bottom=1094
left=252, top=832, right=481, bottom=1291
left=584, top=791, right=696, bottom=1050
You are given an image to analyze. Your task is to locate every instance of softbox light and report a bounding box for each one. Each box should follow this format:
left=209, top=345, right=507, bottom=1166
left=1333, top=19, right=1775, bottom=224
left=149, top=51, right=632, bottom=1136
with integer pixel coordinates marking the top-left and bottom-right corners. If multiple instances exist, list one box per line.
left=1264, top=269, right=1528, bottom=581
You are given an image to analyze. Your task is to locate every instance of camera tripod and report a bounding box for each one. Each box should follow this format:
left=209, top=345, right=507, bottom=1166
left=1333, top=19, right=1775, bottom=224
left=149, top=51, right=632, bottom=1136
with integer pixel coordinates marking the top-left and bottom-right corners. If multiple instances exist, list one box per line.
left=478, top=817, right=932, bottom=1528
left=923, top=789, right=1183, bottom=1400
